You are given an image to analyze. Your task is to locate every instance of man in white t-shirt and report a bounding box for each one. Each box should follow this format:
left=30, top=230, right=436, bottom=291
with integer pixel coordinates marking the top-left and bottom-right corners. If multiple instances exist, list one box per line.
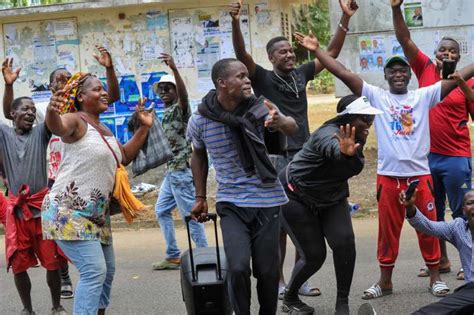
left=293, top=32, right=474, bottom=300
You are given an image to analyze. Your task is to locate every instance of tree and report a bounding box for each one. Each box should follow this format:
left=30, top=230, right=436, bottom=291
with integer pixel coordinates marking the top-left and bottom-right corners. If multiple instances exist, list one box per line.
left=292, top=0, right=334, bottom=93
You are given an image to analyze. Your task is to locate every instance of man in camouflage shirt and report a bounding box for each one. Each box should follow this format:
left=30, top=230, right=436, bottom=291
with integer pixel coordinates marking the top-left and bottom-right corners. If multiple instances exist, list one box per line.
left=152, top=54, right=208, bottom=270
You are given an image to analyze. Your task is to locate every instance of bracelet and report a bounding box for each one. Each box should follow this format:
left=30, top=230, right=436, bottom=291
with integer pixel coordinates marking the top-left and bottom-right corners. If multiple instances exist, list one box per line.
left=195, top=195, right=207, bottom=199
left=338, top=23, right=349, bottom=32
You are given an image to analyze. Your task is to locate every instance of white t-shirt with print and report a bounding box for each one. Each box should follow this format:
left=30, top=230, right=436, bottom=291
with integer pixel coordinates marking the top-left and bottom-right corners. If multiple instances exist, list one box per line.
left=362, top=81, right=441, bottom=177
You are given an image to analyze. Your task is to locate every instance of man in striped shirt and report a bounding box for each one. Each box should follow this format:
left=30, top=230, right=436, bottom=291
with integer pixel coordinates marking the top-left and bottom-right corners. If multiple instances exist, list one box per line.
left=403, top=189, right=474, bottom=314
left=187, top=58, right=297, bottom=315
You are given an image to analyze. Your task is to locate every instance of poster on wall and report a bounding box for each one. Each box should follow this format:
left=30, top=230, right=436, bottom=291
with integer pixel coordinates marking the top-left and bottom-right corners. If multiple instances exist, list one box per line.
left=389, top=35, right=405, bottom=57
left=358, top=36, right=373, bottom=72
left=404, top=2, right=423, bottom=27
left=3, top=18, right=80, bottom=98
left=170, top=16, right=195, bottom=68
left=115, top=115, right=134, bottom=144
left=114, top=75, right=141, bottom=114
left=169, top=5, right=250, bottom=73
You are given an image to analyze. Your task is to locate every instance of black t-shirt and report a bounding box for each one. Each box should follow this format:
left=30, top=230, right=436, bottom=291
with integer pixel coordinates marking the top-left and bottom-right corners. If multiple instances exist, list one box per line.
left=252, top=62, right=316, bottom=152
left=287, top=123, right=365, bottom=207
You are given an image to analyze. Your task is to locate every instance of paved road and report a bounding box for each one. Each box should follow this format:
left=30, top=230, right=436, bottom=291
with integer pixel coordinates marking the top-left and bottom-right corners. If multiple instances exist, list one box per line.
left=0, top=216, right=463, bottom=314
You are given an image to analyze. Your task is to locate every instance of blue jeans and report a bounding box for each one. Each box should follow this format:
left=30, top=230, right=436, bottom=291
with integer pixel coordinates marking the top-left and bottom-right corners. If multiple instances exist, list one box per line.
left=428, top=153, right=472, bottom=220
left=155, top=168, right=208, bottom=259
left=56, top=240, right=115, bottom=315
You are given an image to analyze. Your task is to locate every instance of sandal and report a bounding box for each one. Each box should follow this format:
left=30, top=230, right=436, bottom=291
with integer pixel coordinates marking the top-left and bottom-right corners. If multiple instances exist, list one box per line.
left=456, top=268, right=464, bottom=281
left=429, top=281, right=450, bottom=297
left=60, top=284, right=74, bottom=299
left=418, top=266, right=451, bottom=277
left=361, top=284, right=392, bottom=300
left=298, top=281, right=321, bottom=296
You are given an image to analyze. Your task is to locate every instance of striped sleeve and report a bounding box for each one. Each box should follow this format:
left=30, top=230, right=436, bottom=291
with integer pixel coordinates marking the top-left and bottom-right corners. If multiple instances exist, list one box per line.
left=186, top=114, right=205, bottom=149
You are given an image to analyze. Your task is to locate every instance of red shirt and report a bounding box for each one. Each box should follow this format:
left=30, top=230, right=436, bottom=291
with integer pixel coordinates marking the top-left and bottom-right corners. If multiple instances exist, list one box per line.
left=410, top=50, right=474, bottom=157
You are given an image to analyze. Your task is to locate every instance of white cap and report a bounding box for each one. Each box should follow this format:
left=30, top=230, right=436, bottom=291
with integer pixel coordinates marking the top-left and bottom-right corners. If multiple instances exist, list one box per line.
left=153, top=74, right=176, bottom=93
left=336, top=96, right=383, bottom=116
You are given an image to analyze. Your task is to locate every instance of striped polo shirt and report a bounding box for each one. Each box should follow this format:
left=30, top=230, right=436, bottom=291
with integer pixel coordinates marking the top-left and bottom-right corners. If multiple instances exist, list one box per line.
left=186, top=112, right=288, bottom=208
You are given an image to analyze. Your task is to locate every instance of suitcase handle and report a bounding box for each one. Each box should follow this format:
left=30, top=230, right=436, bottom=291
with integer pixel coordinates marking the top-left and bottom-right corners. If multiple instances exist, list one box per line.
left=185, top=214, right=222, bottom=282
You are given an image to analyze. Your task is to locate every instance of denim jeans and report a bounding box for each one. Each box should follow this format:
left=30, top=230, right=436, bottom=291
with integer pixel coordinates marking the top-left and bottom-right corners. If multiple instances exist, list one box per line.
left=155, top=168, right=208, bottom=259
left=56, top=240, right=115, bottom=315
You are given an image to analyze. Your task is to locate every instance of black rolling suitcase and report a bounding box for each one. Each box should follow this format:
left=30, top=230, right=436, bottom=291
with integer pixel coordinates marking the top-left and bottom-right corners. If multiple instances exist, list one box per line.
left=180, top=214, right=232, bottom=315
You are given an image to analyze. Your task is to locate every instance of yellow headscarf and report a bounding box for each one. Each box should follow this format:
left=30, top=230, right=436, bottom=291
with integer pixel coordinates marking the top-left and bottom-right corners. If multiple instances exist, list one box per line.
left=61, top=72, right=92, bottom=114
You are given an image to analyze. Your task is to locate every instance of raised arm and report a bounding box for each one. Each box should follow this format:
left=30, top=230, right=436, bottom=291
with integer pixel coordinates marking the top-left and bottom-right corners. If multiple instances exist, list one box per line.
left=159, top=53, right=189, bottom=112
left=2, top=58, right=21, bottom=120
left=46, top=90, right=82, bottom=140
left=230, top=1, right=257, bottom=78
left=295, top=32, right=363, bottom=95
left=391, top=0, right=419, bottom=61
left=402, top=190, right=455, bottom=243
left=120, top=102, right=153, bottom=166
left=93, top=45, right=120, bottom=104
left=450, top=71, right=474, bottom=102
left=441, top=63, right=474, bottom=99
left=190, top=147, right=209, bottom=222
left=314, top=0, right=359, bottom=74
left=264, top=100, right=298, bottom=135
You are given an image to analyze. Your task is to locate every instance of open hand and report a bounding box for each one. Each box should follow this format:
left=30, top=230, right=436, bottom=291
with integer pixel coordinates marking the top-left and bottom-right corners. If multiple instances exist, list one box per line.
left=47, top=90, right=66, bottom=114
left=390, top=0, right=403, bottom=8
left=340, top=0, right=359, bottom=17
left=335, top=124, right=360, bottom=156
left=191, top=199, right=209, bottom=223
left=2, top=58, right=21, bottom=85
left=93, top=45, right=113, bottom=68
left=294, top=32, right=319, bottom=52
left=135, top=98, right=154, bottom=128
left=159, top=53, right=177, bottom=70
left=229, top=0, right=242, bottom=21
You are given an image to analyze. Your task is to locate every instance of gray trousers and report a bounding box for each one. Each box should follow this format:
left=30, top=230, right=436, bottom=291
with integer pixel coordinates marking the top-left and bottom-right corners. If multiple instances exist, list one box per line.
left=216, top=202, right=280, bottom=315
left=412, top=282, right=474, bottom=315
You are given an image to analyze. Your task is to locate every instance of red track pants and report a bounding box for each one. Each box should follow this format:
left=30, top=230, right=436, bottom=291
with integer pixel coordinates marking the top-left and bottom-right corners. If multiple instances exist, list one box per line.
left=376, top=174, right=440, bottom=269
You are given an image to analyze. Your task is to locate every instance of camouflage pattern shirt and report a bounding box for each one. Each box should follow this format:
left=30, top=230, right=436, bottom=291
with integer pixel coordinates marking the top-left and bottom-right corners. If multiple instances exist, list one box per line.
left=162, top=102, right=192, bottom=171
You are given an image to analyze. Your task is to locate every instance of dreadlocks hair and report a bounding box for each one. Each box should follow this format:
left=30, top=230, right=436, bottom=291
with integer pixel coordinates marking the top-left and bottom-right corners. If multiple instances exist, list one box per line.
left=12, top=96, right=33, bottom=111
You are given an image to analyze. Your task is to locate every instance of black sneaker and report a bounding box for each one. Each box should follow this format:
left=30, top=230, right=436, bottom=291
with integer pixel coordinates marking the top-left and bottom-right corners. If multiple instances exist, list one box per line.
left=281, top=299, right=315, bottom=314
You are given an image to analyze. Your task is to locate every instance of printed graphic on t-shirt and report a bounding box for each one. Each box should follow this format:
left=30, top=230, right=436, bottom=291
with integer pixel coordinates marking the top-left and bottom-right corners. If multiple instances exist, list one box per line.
left=389, top=104, right=415, bottom=138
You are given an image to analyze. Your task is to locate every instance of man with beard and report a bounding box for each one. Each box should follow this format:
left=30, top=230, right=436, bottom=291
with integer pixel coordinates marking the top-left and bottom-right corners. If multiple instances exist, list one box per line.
left=229, top=0, right=359, bottom=298
left=292, top=31, right=474, bottom=300
left=187, top=58, right=297, bottom=315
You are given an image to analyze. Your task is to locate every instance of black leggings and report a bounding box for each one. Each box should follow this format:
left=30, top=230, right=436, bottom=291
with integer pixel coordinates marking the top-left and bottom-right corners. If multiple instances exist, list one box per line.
left=280, top=192, right=356, bottom=305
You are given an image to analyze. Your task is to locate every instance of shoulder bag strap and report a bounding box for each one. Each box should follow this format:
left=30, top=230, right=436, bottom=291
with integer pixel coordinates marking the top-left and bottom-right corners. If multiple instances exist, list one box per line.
left=78, top=112, right=120, bottom=167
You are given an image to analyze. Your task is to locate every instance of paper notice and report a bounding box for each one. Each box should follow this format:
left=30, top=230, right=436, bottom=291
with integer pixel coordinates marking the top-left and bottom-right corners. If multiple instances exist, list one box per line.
left=52, top=20, right=76, bottom=36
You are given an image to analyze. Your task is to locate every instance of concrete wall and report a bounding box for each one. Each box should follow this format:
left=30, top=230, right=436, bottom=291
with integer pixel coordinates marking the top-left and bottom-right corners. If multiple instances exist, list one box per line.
left=328, top=0, right=474, bottom=96
left=0, top=0, right=300, bottom=121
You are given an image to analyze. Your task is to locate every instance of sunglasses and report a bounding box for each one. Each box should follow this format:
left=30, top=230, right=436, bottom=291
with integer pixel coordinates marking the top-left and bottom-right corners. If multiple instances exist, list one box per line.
left=156, top=84, right=174, bottom=94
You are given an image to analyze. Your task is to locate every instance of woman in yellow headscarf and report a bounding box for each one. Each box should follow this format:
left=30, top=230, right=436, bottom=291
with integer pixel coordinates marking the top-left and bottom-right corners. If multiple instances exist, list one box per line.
left=41, top=72, right=153, bottom=315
